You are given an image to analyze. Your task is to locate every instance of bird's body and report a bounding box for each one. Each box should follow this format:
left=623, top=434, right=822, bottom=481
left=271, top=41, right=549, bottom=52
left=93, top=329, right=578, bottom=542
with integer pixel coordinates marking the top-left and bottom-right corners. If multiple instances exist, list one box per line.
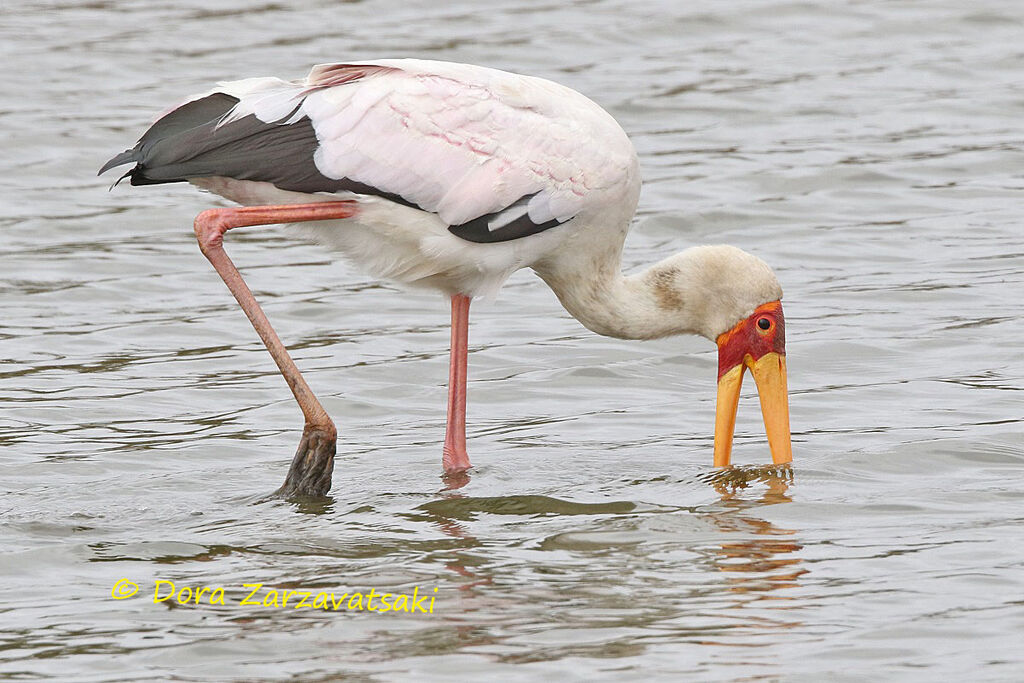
left=101, top=59, right=793, bottom=496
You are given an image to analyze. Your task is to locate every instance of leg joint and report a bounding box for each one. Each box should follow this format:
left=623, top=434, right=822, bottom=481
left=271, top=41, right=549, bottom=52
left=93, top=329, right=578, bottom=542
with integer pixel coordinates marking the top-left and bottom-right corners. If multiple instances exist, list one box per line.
left=304, top=418, right=337, bottom=442
left=194, top=208, right=232, bottom=253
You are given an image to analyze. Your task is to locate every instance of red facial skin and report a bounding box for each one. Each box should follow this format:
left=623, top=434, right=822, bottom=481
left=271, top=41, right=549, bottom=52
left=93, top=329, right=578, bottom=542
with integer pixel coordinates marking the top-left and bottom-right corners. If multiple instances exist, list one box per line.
left=716, top=301, right=786, bottom=380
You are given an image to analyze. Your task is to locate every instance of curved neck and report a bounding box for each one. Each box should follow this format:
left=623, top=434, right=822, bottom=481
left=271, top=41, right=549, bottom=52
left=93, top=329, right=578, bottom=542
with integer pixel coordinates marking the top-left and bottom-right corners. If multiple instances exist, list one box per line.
left=533, top=249, right=698, bottom=341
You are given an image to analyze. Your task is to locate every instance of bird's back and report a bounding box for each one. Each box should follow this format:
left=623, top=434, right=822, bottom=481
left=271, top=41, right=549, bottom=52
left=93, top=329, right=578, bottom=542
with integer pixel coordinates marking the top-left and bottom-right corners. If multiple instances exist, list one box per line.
left=101, top=59, right=641, bottom=295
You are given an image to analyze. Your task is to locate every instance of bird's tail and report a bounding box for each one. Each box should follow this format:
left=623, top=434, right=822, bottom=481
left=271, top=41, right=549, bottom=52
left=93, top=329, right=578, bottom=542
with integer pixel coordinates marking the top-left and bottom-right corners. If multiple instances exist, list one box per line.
left=97, top=91, right=333, bottom=193
left=99, top=93, right=240, bottom=184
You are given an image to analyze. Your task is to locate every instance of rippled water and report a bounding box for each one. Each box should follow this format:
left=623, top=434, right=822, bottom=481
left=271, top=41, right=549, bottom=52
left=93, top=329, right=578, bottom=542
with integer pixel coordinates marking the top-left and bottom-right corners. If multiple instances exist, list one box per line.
left=2, top=0, right=1023, bottom=680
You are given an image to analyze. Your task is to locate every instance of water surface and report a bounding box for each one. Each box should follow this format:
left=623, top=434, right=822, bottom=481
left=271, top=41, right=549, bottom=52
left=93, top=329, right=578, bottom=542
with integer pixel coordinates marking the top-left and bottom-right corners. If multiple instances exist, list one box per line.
left=2, top=0, right=1022, bottom=680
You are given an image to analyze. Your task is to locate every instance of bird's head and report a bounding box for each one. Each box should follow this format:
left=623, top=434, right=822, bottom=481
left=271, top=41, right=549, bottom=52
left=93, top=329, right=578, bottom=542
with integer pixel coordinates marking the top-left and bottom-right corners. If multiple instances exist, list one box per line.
left=712, top=297, right=790, bottom=468
left=650, top=245, right=792, bottom=467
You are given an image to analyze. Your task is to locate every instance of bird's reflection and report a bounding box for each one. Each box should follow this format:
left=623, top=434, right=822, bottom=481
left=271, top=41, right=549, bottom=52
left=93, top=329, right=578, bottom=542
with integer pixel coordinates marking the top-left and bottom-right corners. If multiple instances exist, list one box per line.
left=415, top=462, right=807, bottom=655
left=440, top=468, right=472, bottom=492
left=700, top=465, right=806, bottom=597
left=419, top=469, right=497, bottom=647
left=430, top=469, right=494, bottom=592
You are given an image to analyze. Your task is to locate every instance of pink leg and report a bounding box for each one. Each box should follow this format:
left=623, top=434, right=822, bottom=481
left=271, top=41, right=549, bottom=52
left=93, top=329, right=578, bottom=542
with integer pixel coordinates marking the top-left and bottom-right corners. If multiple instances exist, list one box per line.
left=442, top=294, right=472, bottom=472
left=193, top=202, right=358, bottom=497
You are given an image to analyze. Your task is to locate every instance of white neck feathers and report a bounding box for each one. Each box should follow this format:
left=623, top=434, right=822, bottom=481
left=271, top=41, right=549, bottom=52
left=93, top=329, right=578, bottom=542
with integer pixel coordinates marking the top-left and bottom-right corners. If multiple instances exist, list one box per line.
left=534, top=244, right=783, bottom=342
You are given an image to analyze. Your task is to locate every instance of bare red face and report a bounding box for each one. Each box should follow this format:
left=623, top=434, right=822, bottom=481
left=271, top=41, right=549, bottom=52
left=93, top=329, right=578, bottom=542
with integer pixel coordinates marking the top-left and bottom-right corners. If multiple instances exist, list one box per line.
left=713, top=300, right=791, bottom=467
left=716, top=301, right=786, bottom=380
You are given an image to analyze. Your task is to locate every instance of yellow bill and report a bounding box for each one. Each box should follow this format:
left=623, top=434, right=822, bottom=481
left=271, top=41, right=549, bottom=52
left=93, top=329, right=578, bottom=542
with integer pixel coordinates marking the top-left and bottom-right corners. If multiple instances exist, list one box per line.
left=712, top=301, right=793, bottom=467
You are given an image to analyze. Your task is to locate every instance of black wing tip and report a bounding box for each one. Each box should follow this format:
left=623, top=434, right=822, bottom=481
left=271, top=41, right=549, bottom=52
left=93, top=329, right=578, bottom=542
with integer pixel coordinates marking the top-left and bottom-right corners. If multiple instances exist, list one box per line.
left=98, top=148, right=140, bottom=176
left=447, top=193, right=567, bottom=243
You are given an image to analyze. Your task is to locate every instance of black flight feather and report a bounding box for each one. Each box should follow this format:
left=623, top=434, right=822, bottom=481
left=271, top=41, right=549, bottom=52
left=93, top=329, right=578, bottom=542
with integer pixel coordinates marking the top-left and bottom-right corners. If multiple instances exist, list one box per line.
left=99, top=93, right=570, bottom=243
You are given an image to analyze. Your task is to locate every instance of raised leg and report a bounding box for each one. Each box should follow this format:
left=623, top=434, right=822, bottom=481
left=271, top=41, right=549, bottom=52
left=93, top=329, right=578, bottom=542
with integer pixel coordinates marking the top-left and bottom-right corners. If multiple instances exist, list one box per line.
left=442, top=294, right=472, bottom=472
left=193, top=202, right=358, bottom=497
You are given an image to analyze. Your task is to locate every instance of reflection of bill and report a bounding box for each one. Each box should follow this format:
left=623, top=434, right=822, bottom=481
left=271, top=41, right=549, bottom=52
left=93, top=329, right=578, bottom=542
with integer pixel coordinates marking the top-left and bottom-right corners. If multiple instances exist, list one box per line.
left=703, top=466, right=806, bottom=595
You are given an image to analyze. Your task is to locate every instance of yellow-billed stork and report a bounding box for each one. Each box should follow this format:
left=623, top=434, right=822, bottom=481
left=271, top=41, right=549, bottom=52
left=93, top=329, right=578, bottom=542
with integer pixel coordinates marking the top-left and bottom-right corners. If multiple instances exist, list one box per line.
left=100, top=59, right=792, bottom=496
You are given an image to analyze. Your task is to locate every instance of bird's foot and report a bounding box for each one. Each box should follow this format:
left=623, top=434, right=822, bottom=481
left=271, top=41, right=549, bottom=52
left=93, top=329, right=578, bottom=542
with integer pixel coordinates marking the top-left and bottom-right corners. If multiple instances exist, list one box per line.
left=274, top=423, right=337, bottom=498
left=442, top=444, right=471, bottom=473
left=441, top=446, right=472, bottom=489
left=440, top=467, right=471, bottom=491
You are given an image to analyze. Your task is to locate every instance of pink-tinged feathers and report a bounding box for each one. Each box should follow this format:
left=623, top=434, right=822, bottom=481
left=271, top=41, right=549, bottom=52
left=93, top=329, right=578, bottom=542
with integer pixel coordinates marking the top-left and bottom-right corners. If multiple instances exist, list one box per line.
left=200, top=59, right=636, bottom=229
left=299, top=60, right=636, bottom=226
left=304, top=64, right=398, bottom=91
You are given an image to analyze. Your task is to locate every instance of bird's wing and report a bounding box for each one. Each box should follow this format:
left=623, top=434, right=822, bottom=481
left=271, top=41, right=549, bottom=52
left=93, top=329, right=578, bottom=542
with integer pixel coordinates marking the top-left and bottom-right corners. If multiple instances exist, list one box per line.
left=101, top=60, right=638, bottom=242
left=300, top=61, right=635, bottom=226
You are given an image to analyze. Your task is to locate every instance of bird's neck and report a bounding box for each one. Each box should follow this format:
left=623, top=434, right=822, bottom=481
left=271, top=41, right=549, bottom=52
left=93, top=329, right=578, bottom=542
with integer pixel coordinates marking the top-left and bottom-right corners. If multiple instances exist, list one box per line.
left=534, top=248, right=699, bottom=341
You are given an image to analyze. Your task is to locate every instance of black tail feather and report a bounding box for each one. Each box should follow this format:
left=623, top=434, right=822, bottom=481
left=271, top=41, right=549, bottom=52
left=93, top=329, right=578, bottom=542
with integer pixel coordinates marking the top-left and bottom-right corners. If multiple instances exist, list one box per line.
left=98, top=93, right=242, bottom=184
left=96, top=92, right=348, bottom=194
left=98, top=90, right=420, bottom=206
left=98, top=148, right=141, bottom=176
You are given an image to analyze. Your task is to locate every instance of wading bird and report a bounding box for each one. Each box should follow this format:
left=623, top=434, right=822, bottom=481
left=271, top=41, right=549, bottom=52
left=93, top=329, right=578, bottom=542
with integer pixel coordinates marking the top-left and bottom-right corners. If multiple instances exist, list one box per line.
left=100, top=59, right=792, bottom=497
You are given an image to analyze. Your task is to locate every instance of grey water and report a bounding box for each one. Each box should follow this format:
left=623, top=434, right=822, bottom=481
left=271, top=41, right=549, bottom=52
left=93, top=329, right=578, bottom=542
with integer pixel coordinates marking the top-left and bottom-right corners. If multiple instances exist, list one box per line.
left=2, top=0, right=1022, bottom=680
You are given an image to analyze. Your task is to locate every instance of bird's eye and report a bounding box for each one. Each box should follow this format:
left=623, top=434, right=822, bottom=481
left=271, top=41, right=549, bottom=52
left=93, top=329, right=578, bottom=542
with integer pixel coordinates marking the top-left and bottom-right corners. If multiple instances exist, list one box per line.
left=757, top=318, right=772, bottom=331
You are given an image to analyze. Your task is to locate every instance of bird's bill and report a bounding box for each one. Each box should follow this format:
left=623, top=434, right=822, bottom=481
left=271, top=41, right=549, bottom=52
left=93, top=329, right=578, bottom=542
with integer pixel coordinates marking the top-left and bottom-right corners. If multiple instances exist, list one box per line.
left=712, top=299, right=792, bottom=467
left=713, top=352, right=792, bottom=467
